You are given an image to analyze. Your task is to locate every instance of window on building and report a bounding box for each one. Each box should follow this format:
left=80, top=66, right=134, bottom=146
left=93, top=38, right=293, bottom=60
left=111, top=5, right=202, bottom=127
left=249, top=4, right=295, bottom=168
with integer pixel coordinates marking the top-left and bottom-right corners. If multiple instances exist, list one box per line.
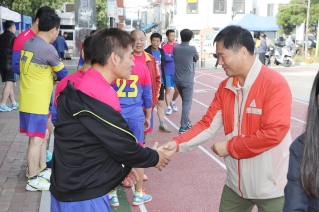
left=214, top=0, right=227, bottom=14
left=187, top=0, right=198, bottom=14
left=233, top=0, right=244, bottom=14
left=267, top=4, right=274, bottom=16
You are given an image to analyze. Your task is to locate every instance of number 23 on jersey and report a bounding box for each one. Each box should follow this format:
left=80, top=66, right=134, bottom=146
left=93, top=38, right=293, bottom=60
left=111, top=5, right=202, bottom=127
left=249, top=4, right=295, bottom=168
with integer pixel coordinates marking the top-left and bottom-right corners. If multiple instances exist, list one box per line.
left=116, top=75, right=139, bottom=98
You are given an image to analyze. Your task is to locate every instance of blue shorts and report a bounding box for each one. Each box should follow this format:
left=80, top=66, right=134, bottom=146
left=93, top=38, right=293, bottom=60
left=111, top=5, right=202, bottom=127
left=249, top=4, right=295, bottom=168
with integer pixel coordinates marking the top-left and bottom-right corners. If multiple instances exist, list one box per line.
left=19, top=112, right=48, bottom=138
left=125, top=118, right=144, bottom=146
left=51, top=194, right=111, bottom=212
left=165, top=75, right=176, bottom=87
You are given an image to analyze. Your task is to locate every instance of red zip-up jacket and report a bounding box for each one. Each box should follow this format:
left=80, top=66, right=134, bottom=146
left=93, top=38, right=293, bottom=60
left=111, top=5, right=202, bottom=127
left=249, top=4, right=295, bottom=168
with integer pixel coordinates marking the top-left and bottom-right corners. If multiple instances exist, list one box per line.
left=173, top=58, right=292, bottom=199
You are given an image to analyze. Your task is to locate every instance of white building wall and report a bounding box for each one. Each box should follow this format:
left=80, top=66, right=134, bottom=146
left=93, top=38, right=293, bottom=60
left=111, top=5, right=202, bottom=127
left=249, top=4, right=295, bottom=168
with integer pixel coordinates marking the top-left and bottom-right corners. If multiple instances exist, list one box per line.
left=173, top=0, right=255, bottom=32
left=255, top=0, right=290, bottom=17
left=172, top=0, right=289, bottom=32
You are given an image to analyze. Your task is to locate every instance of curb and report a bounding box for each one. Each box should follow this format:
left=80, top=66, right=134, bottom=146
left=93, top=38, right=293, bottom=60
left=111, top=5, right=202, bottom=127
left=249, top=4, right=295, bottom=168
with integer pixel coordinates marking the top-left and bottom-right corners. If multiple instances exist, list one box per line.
left=39, top=135, right=54, bottom=212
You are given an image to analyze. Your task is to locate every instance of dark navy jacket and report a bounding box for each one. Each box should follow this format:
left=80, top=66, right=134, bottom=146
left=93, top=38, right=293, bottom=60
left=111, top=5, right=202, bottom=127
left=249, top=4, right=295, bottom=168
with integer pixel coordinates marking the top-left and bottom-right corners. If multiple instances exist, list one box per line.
left=52, top=35, right=68, bottom=53
left=284, top=134, right=319, bottom=212
left=0, top=30, right=16, bottom=72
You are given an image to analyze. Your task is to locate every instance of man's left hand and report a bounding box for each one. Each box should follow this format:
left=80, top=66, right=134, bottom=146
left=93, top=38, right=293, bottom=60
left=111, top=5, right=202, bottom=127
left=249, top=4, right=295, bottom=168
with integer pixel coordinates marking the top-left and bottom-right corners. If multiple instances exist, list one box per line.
left=211, top=140, right=229, bottom=157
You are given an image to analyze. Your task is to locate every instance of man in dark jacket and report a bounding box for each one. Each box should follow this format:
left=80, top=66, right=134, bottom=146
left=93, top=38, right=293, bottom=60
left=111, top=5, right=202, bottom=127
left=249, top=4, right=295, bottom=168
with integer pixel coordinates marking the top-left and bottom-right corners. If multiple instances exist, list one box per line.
left=145, top=32, right=171, bottom=133
left=52, top=32, right=68, bottom=60
left=0, top=20, right=18, bottom=112
left=50, top=28, right=170, bottom=212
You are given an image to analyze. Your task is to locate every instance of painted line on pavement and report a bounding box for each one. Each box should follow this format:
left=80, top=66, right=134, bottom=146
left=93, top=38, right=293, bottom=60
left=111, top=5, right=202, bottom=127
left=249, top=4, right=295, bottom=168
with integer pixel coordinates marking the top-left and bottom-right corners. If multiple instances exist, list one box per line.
left=154, top=109, right=228, bottom=171
left=130, top=185, right=147, bottom=212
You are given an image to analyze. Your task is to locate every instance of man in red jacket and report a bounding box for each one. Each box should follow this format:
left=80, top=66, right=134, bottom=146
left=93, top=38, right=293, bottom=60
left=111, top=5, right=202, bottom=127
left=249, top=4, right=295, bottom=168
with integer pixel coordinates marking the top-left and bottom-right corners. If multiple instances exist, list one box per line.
left=160, top=25, right=292, bottom=212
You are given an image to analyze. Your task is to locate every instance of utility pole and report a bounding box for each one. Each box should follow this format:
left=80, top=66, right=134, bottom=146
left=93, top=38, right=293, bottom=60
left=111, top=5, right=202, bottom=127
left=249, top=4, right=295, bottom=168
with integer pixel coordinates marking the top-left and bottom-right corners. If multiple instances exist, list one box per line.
left=305, top=0, right=311, bottom=58
left=316, top=18, right=319, bottom=57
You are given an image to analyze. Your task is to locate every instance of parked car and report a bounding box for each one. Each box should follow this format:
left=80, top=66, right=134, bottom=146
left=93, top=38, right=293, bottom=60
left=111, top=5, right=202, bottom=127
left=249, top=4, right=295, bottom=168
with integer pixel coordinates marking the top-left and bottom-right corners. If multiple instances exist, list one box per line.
left=291, top=33, right=316, bottom=49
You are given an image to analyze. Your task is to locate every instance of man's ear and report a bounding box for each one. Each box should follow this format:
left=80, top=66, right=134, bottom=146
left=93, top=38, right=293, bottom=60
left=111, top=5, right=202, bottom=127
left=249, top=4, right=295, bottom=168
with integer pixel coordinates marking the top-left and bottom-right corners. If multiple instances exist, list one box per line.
left=110, top=52, right=118, bottom=66
left=81, top=49, right=85, bottom=60
left=240, top=46, right=248, bottom=60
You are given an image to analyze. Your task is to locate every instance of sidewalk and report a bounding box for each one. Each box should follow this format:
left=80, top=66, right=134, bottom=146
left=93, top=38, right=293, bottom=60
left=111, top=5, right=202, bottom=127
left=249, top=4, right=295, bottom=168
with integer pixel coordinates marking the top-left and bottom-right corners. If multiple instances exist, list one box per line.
left=0, top=82, right=41, bottom=212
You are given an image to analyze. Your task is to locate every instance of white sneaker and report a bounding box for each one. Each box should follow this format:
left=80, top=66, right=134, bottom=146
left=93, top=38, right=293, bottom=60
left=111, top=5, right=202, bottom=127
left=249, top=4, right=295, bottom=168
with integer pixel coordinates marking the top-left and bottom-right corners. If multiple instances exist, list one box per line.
left=170, top=102, right=178, bottom=112
left=26, top=177, right=50, bottom=191
left=166, top=107, right=172, bottom=115
left=39, top=168, right=51, bottom=182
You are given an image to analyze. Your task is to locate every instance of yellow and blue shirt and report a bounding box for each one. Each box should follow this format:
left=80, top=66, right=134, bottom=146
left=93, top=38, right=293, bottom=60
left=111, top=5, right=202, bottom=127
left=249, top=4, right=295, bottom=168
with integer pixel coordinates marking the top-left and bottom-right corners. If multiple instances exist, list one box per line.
left=19, top=36, right=67, bottom=114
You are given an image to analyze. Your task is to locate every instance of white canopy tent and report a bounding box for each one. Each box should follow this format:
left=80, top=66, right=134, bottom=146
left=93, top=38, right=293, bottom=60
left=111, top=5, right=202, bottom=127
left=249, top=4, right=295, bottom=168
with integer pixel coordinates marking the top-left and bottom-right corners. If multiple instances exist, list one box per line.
left=0, top=6, right=21, bottom=33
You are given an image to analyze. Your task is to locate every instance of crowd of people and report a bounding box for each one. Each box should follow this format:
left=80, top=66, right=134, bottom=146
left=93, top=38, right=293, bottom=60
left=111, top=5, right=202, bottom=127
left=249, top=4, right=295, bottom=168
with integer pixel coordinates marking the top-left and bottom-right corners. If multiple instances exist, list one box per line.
left=0, top=5, right=319, bottom=212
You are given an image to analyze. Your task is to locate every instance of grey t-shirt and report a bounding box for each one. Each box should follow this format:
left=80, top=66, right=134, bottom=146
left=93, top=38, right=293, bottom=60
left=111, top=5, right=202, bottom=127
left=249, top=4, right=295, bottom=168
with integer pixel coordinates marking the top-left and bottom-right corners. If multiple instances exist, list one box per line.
left=173, top=42, right=199, bottom=83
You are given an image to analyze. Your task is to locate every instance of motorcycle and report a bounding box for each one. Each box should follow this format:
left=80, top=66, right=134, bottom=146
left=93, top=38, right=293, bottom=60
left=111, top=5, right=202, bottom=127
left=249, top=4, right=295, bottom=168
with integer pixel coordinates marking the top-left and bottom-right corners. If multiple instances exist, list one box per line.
left=265, top=45, right=293, bottom=67
left=265, top=46, right=274, bottom=66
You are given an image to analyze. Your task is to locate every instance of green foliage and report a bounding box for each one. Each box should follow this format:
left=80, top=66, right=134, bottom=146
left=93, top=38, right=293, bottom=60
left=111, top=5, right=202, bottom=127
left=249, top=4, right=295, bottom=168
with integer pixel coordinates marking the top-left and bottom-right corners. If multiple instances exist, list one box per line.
left=277, top=0, right=319, bottom=34
left=2, top=0, right=73, bottom=20
left=96, top=0, right=108, bottom=29
left=1, top=0, right=106, bottom=29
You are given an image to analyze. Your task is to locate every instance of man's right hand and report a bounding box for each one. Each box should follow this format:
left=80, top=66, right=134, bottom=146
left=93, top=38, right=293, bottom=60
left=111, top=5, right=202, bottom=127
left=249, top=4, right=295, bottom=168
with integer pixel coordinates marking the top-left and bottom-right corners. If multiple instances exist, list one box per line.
left=158, top=141, right=178, bottom=157
left=152, top=142, right=170, bottom=171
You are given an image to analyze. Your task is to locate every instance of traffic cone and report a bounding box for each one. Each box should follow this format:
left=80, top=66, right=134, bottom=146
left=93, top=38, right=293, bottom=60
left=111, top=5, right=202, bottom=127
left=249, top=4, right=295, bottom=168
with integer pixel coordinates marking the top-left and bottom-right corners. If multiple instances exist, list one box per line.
left=306, top=53, right=311, bottom=64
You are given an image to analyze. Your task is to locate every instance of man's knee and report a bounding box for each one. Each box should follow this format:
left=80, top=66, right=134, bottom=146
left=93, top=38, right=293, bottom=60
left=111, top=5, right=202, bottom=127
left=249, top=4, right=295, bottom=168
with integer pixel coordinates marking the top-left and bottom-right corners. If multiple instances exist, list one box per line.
left=219, top=185, right=254, bottom=212
left=29, top=136, right=45, bottom=146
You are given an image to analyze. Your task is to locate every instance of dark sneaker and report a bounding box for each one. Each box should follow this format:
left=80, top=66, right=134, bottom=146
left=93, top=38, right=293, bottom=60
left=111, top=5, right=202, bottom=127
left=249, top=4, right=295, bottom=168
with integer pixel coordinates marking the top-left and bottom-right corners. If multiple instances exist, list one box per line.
left=179, top=127, right=188, bottom=134
left=187, top=121, right=192, bottom=129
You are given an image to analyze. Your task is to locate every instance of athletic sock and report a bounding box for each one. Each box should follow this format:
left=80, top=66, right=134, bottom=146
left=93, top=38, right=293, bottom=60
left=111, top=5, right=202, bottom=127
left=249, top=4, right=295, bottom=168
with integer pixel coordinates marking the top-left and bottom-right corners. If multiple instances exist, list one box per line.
left=39, top=167, right=47, bottom=172
left=0, top=103, right=5, bottom=107
left=135, top=190, right=143, bottom=196
left=171, top=101, right=176, bottom=104
left=108, top=189, right=117, bottom=198
left=160, top=121, right=164, bottom=126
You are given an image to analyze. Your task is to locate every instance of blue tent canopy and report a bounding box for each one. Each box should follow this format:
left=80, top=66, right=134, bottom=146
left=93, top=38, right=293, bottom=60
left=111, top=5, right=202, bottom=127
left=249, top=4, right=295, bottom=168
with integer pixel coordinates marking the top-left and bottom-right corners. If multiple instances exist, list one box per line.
left=220, top=14, right=278, bottom=31
left=21, top=15, right=32, bottom=30
left=141, top=23, right=157, bottom=32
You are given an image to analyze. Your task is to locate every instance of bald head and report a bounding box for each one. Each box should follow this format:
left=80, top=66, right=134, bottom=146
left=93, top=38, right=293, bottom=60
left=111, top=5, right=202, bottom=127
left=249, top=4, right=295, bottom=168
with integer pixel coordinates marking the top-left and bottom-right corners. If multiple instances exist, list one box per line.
left=131, top=30, right=146, bottom=55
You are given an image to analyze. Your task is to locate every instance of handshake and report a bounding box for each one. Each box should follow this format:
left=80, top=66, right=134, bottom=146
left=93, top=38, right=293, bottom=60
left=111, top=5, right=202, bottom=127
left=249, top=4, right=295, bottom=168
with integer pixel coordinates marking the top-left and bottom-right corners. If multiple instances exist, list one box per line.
left=152, top=141, right=178, bottom=171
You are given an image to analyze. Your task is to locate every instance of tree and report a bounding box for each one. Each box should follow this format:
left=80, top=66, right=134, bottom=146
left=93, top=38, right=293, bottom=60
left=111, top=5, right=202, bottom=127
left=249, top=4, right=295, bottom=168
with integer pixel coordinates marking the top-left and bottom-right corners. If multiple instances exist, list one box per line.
left=96, top=0, right=108, bottom=29
left=1, top=0, right=71, bottom=19
left=276, top=0, right=319, bottom=34
left=1, top=0, right=107, bottom=29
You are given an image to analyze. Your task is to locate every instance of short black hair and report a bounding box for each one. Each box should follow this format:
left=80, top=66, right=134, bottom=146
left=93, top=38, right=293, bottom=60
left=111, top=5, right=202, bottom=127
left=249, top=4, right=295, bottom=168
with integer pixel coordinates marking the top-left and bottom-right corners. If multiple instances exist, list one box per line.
left=180, top=29, right=193, bottom=42
left=130, top=29, right=146, bottom=36
left=4, top=20, right=14, bottom=30
left=91, top=28, right=135, bottom=66
left=214, top=25, right=255, bottom=55
left=90, top=30, right=97, bottom=35
left=38, top=12, right=61, bottom=32
left=83, top=35, right=93, bottom=63
left=151, top=33, right=162, bottom=42
left=35, top=6, right=55, bottom=22
left=166, top=29, right=175, bottom=37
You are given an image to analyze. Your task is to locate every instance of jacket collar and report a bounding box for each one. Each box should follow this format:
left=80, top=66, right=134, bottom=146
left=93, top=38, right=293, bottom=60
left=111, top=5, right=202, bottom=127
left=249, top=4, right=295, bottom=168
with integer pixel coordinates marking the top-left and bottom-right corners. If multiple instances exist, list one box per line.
left=132, top=51, right=152, bottom=62
left=225, top=56, right=262, bottom=93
